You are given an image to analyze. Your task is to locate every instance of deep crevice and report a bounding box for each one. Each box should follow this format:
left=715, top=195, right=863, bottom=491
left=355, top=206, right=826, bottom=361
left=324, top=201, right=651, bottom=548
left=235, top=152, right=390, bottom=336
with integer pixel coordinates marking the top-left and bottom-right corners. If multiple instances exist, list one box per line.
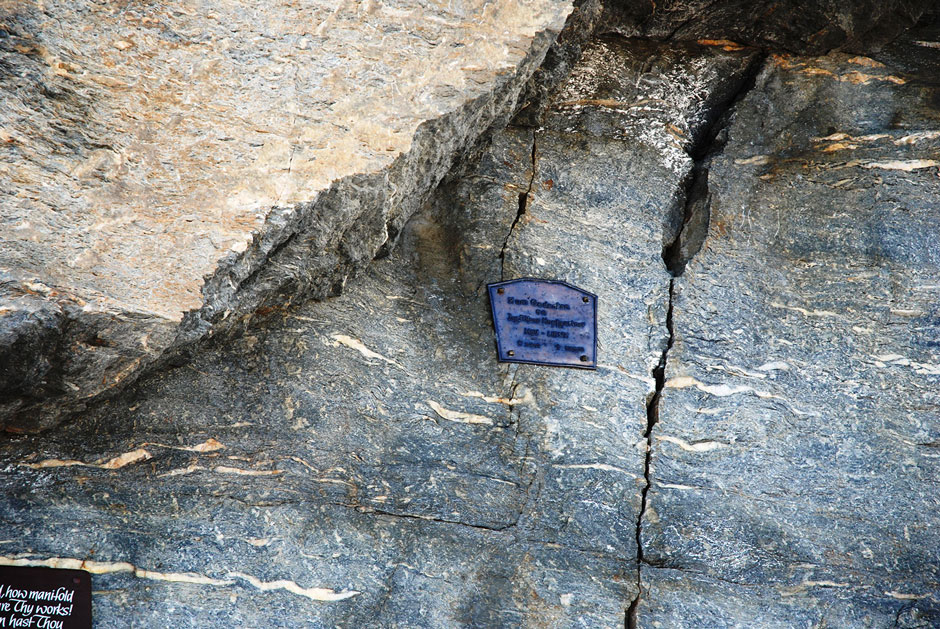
left=663, top=51, right=768, bottom=276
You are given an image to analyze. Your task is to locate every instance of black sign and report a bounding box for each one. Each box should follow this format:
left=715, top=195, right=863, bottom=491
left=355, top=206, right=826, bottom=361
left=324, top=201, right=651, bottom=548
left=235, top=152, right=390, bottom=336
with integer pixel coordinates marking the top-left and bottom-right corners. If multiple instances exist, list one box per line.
left=488, top=278, right=597, bottom=369
left=0, top=566, right=91, bottom=629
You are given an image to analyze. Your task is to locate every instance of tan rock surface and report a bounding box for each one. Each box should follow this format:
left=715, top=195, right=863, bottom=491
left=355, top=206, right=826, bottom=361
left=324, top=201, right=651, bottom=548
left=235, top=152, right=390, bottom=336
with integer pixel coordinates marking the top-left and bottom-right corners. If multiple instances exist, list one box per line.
left=0, top=0, right=576, bottom=430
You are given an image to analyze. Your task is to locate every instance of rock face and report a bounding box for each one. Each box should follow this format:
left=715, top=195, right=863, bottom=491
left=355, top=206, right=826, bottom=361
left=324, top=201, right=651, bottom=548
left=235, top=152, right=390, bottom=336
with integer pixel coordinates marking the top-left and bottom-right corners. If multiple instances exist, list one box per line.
left=3, top=4, right=940, bottom=628
left=0, top=0, right=578, bottom=432
left=0, top=33, right=763, bottom=627
left=639, top=24, right=940, bottom=628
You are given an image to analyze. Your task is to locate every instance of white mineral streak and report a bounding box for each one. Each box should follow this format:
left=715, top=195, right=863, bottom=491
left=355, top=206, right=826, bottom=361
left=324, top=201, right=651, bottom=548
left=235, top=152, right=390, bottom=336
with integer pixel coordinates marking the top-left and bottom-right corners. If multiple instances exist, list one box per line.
left=0, top=556, right=358, bottom=602
left=459, top=389, right=535, bottom=405
left=140, top=438, right=225, bottom=452
left=24, top=439, right=225, bottom=470
left=705, top=363, right=768, bottom=379
left=885, top=591, right=928, bottom=600
left=612, top=367, right=657, bottom=389
left=158, top=464, right=207, bottom=478
left=665, top=376, right=820, bottom=417
left=734, top=155, right=773, bottom=165
left=861, top=160, right=940, bottom=171
left=814, top=130, right=940, bottom=145
left=666, top=376, right=761, bottom=397
left=869, top=354, right=940, bottom=375
left=213, top=466, right=283, bottom=476
left=330, top=334, right=404, bottom=369
left=23, top=448, right=152, bottom=470
left=0, top=556, right=229, bottom=585
left=426, top=401, right=494, bottom=425
left=555, top=463, right=635, bottom=475
left=228, top=572, right=360, bottom=602
left=656, top=435, right=728, bottom=452
left=769, top=302, right=840, bottom=317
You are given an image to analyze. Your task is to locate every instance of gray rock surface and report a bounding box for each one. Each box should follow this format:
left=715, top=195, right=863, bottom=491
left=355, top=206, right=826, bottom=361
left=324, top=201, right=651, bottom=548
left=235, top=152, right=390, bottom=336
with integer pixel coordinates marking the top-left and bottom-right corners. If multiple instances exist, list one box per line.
left=638, top=29, right=940, bottom=628
left=0, top=0, right=576, bottom=432
left=4, top=9, right=940, bottom=628
left=0, top=34, right=771, bottom=627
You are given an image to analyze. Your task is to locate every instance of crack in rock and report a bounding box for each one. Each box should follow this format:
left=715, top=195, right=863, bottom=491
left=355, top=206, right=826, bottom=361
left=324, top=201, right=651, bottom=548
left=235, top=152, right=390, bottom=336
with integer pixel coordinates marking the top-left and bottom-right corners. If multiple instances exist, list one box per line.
left=626, top=52, right=769, bottom=629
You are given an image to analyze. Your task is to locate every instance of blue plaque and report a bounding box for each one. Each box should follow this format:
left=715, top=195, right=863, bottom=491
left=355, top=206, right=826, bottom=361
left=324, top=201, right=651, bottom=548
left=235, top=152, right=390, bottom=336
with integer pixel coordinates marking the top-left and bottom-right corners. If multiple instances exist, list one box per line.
left=487, top=278, right=597, bottom=369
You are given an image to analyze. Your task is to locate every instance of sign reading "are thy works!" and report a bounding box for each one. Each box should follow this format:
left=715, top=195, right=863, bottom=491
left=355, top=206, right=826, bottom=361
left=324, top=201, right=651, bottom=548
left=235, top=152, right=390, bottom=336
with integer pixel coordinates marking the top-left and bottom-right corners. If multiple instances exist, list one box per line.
left=487, top=278, right=597, bottom=369
left=0, top=566, right=91, bottom=629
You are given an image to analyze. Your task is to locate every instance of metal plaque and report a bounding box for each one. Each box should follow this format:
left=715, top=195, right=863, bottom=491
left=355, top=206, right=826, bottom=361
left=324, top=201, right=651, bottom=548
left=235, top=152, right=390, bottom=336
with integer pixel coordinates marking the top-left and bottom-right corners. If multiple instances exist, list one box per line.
left=0, top=566, right=92, bottom=629
left=488, top=278, right=597, bottom=369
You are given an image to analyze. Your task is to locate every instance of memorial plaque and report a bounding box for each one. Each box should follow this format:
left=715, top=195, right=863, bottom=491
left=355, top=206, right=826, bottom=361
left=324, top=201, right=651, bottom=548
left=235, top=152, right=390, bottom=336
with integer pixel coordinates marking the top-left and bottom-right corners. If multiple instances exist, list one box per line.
left=0, top=566, right=91, bottom=629
left=487, top=278, right=597, bottom=369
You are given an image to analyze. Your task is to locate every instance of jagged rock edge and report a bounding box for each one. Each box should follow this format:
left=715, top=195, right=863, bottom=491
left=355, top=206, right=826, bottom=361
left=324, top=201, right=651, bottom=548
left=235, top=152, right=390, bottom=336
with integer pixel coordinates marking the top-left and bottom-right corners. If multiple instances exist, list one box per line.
left=8, top=11, right=611, bottom=432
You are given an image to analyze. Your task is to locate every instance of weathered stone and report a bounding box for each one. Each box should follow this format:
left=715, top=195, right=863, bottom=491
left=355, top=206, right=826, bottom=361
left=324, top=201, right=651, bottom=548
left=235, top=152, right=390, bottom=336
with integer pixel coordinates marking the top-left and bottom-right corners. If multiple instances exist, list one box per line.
left=639, top=33, right=940, bottom=627
left=0, top=0, right=577, bottom=432
left=0, top=128, right=636, bottom=626
left=603, top=0, right=927, bottom=55
left=5, top=9, right=940, bottom=626
left=0, top=34, right=778, bottom=626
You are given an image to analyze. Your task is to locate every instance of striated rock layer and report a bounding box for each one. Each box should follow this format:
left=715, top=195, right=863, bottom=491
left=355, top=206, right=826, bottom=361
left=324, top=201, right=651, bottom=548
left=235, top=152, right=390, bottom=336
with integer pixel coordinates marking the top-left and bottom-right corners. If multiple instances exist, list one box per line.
left=0, top=0, right=584, bottom=432
left=3, top=4, right=940, bottom=627
left=639, top=23, right=940, bottom=627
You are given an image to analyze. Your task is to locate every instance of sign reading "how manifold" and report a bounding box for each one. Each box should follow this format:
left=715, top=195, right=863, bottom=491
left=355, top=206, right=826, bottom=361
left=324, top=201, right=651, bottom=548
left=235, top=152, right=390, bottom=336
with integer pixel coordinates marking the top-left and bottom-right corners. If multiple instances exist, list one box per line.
left=0, top=567, right=91, bottom=629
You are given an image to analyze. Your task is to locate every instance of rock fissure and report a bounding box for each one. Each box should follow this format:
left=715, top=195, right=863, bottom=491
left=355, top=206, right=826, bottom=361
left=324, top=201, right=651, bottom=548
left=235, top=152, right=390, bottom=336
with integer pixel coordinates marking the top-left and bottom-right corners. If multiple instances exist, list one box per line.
left=627, top=52, right=767, bottom=627
left=499, top=130, right=539, bottom=281
left=627, top=277, right=674, bottom=629
left=664, top=51, right=768, bottom=275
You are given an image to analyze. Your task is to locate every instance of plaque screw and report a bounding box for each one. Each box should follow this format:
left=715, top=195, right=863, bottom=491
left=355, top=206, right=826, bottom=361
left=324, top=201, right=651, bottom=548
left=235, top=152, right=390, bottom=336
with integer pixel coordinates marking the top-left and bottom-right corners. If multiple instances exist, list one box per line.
left=582, top=296, right=589, bottom=303
left=507, top=350, right=515, bottom=356
left=580, top=355, right=588, bottom=362
left=497, top=288, right=505, bottom=294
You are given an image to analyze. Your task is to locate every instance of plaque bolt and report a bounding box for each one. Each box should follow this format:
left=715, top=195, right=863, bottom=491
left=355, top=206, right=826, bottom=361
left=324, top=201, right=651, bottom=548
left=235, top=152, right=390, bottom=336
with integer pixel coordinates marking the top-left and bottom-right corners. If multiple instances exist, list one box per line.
left=497, top=288, right=505, bottom=294
left=582, top=296, right=589, bottom=303
left=507, top=350, right=515, bottom=356
left=579, top=355, right=588, bottom=362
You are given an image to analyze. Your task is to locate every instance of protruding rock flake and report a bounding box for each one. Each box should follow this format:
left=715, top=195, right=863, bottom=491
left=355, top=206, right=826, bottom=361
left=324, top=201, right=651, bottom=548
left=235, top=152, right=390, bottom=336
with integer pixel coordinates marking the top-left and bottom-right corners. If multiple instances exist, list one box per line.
left=0, top=0, right=575, bottom=431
